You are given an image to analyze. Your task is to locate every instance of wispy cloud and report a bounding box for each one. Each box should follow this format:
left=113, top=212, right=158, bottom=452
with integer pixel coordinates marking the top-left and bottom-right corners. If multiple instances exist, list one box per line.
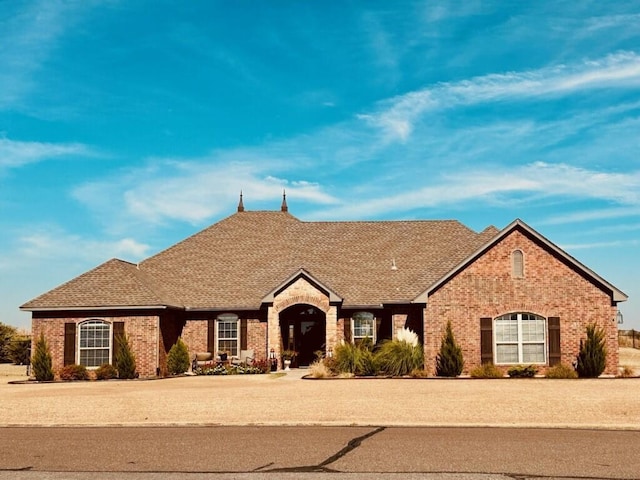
left=0, top=138, right=92, bottom=170
left=73, top=157, right=340, bottom=227
left=360, top=52, right=640, bottom=142
left=309, top=162, right=640, bottom=220
left=0, top=1, right=88, bottom=110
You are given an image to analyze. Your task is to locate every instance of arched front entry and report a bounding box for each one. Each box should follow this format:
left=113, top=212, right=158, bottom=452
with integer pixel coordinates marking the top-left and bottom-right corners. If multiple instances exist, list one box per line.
left=280, top=304, right=326, bottom=366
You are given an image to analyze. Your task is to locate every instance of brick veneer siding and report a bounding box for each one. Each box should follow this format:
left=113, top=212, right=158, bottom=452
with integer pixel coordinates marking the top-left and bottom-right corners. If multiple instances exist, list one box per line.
left=424, top=229, right=619, bottom=375
left=31, top=312, right=160, bottom=378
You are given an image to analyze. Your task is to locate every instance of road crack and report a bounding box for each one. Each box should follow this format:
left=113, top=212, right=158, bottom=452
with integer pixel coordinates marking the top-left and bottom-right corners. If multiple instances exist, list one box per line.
left=263, top=426, right=386, bottom=473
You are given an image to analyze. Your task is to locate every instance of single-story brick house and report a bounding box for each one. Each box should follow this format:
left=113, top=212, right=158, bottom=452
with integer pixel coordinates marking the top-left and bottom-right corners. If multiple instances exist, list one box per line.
left=21, top=195, right=627, bottom=377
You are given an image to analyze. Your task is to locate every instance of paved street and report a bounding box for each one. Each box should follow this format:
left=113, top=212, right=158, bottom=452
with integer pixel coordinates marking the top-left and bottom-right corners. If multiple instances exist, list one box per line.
left=1, top=426, right=640, bottom=479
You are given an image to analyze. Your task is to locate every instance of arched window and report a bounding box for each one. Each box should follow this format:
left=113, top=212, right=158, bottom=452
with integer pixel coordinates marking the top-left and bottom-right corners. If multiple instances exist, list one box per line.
left=512, top=250, right=524, bottom=278
left=352, top=311, right=375, bottom=344
left=494, top=313, right=546, bottom=364
left=216, top=313, right=240, bottom=356
left=78, top=320, right=112, bottom=368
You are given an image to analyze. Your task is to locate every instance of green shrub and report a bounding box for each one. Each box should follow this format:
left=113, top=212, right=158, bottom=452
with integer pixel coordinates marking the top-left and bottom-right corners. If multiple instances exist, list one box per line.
left=375, top=339, right=423, bottom=377
left=545, top=363, right=578, bottom=379
left=7, top=335, right=31, bottom=365
left=32, top=332, right=54, bottom=381
left=507, top=365, right=538, bottom=378
left=115, top=334, right=137, bottom=379
left=95, top=363, right=119, bottom=380
left=59, top=364, right=90, bottom=381
left=435, top=321, right=464, bottom=377
left=470, top=363, right=504, bottom=378
left=0, top=322, right=17, bottom=363
left=333, top=341, right=377, bottom=376
left=167, top=338, right=190, bottom=375
left=576, top=324, right=607, bottom=378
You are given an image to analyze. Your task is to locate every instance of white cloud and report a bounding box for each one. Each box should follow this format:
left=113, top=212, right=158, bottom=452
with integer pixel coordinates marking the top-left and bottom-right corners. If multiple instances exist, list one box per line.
left=73, top=157, right=340, bottom=227
left=361, top=52, right=640, bottom=142
left=308, top=162, right=640, bottom=220
left=0, top=138, right=91, bottom=169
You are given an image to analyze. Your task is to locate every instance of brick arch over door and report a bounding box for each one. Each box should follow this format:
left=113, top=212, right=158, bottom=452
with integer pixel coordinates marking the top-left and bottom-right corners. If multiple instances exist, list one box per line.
left=272, top=278, right=331, bottom=314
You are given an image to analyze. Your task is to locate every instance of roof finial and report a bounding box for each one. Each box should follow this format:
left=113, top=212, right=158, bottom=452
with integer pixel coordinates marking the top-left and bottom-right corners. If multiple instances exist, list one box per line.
left=281, top=189, right=288, bottom=212
left=237, top=190, right=245, bottom=212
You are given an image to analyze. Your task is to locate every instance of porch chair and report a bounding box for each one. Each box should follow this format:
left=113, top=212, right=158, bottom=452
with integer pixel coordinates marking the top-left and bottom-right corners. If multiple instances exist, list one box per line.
left=231, top=349, right=254, bottom=366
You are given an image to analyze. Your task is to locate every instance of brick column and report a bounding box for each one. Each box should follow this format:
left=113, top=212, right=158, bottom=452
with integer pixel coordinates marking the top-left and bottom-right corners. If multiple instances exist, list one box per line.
left=326, top=305, right=337, bottom=354
left=267, top=305, right=280, bottom=357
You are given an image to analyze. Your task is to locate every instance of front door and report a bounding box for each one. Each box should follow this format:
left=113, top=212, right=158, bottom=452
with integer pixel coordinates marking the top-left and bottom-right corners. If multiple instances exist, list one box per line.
left=280, top=305, right=326, bottom=366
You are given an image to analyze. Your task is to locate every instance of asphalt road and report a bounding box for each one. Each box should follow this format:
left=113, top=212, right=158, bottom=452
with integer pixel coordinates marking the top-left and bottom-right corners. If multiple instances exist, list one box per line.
left=1, top=426, right=639, bottom=479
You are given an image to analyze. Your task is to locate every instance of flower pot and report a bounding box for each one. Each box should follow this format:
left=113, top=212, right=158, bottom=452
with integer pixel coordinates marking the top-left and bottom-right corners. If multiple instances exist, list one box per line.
left=284, top=359, right=291, bottom=371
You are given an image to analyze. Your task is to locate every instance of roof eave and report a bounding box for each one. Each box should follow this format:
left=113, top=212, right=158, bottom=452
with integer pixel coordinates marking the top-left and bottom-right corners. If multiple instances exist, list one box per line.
left=21, top=305, right=172, bottom=312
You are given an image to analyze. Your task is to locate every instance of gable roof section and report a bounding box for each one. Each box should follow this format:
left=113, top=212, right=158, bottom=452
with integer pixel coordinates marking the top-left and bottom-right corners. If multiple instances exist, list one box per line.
left=414, top=219, right=628, bottom=304
left=21, top=258, right=182, bottom=311
left=261, top=268, right=344, bottom=304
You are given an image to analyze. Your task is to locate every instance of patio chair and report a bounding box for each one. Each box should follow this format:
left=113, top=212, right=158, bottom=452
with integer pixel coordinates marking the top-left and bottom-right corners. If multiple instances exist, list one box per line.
left=231, top=349, right=254, bottom=366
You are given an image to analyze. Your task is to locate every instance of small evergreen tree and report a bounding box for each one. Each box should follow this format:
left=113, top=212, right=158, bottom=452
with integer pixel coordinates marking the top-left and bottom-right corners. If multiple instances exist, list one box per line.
left=32, top=332, right=54, bottom=381
left=167, top=337, right=190, bottom=375
left=435, top=321, right=464, bottom=377
left=115, top=334, right=137, bottom=379
left=576, top=323, right=607, bottom=378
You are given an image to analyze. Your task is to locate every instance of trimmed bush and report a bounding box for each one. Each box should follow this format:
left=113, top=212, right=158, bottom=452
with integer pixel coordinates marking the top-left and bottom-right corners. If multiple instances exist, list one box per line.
left=545, top=363, right=578, bottom=379
left=167, top=338, right=190, bottom=375
left=576, top=324, right=607, bottom=378
left=507, top=365, right=537, bottom=378
left=334, top=341, right=377, bottom=376
left=95, top=363, right=119, bottom=380
left=59, top=364, right=90, bottom=381
left=470, top=363, right=504, bottom=378
left=435, top=321, right=464, bottom=377
left=115, top=334, right=137, bottom=379
left=32, top=332, right=54, bottom=381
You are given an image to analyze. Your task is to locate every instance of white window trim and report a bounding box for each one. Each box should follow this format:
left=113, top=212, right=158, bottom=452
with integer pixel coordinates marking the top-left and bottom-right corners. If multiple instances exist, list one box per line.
left=216, top=313, right=240, bottom=357
left=352, top=311, right=376, bottom=344
left=494, top=313, right=546, bottom=365
left=77, top=319, right=112, bottom=369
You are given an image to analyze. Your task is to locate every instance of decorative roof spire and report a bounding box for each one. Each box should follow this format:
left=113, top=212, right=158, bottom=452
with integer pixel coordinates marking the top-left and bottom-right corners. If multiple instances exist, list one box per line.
left=281, top=190, right=288, bottom=212
left=237, top=191, right=245, bottom=212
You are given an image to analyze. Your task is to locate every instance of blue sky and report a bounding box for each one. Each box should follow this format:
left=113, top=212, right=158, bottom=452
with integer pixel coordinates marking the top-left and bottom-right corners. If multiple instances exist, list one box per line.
left=1, top=1, right=639, bottom=330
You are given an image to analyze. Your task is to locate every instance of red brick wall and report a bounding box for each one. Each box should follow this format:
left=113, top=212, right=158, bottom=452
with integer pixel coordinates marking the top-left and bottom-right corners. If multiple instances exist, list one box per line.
left=32, top=313, right=160, bottom=378
left=424, top=229, right=619, bottom=375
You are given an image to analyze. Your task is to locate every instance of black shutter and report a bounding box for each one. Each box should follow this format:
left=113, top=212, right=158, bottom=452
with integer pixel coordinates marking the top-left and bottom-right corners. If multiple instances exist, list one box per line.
left=480, top=317, right=493, bottom=364
left=64, top=323, right=76, bottom=366
left=207, top=319, right=215, bottom=353
left=548, top=317, right=561, bottom=366
left=112, top=322, right=125, bottom=364
left=240, top=319, right=248, bottom=350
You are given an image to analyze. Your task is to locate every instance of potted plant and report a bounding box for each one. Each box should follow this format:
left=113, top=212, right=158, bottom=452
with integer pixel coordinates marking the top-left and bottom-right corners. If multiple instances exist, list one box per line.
left=281, top=350, right=297, bottom=371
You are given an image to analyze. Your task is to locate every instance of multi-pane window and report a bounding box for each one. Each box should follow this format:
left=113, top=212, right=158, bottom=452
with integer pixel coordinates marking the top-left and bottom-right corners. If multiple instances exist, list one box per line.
left=217, top=313, right=239, bottom=356
left=495, top=313, right=546, bottom=364
left=352, top=311, right=375, bottom=344
left=78, top=320, right=111, bottom=367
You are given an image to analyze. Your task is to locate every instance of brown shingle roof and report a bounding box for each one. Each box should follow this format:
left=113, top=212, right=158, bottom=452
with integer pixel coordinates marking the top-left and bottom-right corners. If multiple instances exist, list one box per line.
left=22, top=211, right=498, bottom=310
left=20, top=258, right=181, bottom=310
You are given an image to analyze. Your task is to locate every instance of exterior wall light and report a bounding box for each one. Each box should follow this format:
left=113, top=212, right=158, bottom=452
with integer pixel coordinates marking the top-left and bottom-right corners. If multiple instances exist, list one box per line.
left=616, top=310, right=624, bottom=324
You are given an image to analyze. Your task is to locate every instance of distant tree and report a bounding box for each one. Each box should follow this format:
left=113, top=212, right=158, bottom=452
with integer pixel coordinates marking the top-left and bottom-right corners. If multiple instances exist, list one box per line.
left=576, top=323, right=607, bottom=378
left=115, top=334, right=137, bottom=379
left=32, top=332, right=54, bottom=381
left=167, top=338, right=190, bottom=375
left=7, top=335, right=31, bottom=365
left=435, top=321, right=464, bottom=377
left=0, top=322, right=18, bottom=363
